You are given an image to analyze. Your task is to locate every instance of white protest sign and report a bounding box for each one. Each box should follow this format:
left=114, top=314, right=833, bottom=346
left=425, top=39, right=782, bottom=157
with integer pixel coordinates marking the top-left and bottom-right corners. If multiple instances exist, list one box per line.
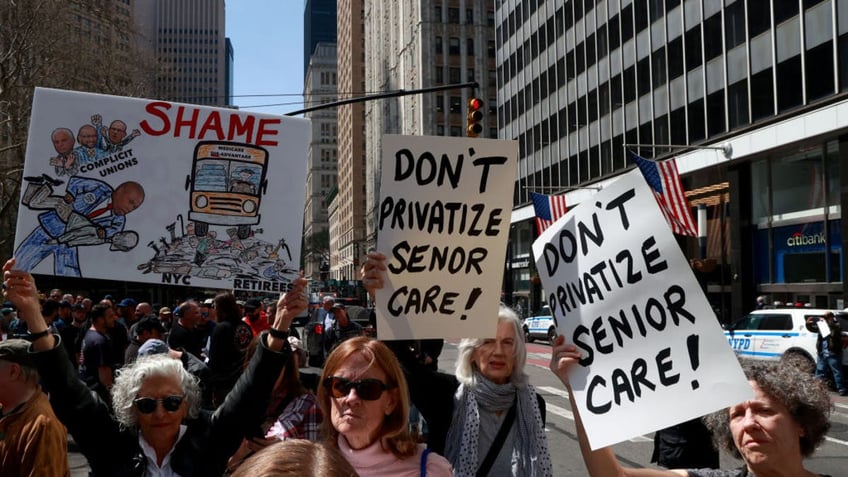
left=817, top=319, right=832, bottom=339
left=14, top=88, right=309, bottom=293
left=532, top=169, right=752, bottom=450
left=375, top=135, right=517, bottom=340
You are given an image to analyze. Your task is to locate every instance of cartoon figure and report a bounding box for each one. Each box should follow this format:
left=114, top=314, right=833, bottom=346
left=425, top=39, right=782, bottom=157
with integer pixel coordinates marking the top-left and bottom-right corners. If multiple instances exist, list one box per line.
left=229, top=168, right=257, bottom=194
left=47, top=128, right=78, bottom=176
left=91, top=114, right=140, bottom=152
left=268, top=237, right=292, bottom=262
left=73, top=125, right=107, bottom=164
left=15, top=175, right=145, bottom=276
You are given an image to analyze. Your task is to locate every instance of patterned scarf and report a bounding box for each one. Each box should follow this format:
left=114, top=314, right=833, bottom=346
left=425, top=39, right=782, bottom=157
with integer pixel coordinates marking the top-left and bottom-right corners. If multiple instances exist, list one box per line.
left=444, top=372, right=552, bottom=477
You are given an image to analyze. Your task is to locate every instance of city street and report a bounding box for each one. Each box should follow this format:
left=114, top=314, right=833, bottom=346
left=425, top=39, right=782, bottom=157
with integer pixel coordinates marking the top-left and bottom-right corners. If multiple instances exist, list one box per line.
left=67, top=337, right=848, bottom=476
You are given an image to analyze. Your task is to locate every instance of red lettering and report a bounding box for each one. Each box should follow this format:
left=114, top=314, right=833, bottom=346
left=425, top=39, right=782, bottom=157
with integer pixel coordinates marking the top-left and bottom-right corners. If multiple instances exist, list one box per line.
left=174, top=106, right=199, bottom=138
left=139, top=102, right=171, bottom=136
left=256, top=118, right=281, bottom=147
left=227, top=115, right=255, bottom=143
left=197, top=111, right=225, bottom=140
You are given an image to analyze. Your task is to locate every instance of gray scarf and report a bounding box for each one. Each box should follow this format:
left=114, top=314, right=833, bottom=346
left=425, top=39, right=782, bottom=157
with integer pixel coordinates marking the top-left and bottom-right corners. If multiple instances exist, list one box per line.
left=444, top=372, right=552, bottom=477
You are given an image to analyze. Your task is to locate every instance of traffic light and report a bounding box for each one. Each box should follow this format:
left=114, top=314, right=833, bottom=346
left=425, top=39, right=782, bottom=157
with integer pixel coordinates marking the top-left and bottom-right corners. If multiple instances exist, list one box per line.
left=466, top=97, right=484, bottom=137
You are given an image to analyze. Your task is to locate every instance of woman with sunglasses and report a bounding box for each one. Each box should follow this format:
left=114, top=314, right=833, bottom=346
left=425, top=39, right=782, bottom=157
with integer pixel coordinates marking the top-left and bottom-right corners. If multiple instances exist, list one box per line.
left=2, top=257, right=308, bottom=477
left=361, top=251, right=553, bottom=477
left=318, top=336, right=453, bottom=476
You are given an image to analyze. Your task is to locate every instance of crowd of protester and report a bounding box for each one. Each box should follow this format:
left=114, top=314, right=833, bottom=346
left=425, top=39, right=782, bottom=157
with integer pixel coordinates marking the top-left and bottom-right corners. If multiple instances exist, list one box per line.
left=1, top=252, right=841, bottom=477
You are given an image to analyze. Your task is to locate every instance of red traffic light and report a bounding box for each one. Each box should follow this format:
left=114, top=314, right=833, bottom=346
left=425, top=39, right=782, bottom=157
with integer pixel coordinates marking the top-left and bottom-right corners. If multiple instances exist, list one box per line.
left=467, top=97, right=484, bottom=137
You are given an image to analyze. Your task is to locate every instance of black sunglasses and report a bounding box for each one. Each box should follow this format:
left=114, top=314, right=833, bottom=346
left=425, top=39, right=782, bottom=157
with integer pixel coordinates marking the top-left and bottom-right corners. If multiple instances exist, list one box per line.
left=323, top=377, right=394, bottom=401
left=133, top=395, right=185, bottom=414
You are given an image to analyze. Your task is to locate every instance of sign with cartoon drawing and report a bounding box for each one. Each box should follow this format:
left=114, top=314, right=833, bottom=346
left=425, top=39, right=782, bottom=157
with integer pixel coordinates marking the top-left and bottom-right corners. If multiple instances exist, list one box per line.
left=13, top=87, right=309, bottom=292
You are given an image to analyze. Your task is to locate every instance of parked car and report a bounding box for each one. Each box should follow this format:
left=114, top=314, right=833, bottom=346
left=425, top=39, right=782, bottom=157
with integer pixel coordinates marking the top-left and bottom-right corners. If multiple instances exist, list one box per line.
left=723, top=308, right=848, bottom=371
left=522, top=306, right=558, bottom=343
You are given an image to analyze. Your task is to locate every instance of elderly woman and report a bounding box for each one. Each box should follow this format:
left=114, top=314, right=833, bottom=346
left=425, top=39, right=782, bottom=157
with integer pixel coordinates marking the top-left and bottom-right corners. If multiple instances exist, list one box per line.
left=319, top=336, right=453, bottom=476
left=360, top=251, right=553, bottom=476
left=2, top=257, right=307, bottom=477
left=549, top=335, right=834, bottom=477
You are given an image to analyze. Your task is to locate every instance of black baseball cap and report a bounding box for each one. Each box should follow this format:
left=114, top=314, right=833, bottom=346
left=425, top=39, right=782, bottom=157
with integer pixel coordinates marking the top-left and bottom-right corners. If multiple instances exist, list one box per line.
left=244, top=298, right=263, bottom=310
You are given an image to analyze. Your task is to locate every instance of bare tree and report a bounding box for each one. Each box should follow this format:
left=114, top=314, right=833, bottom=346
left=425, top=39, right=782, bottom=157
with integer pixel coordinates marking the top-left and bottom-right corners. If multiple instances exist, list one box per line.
left=0, top=0, right=161, bottom=259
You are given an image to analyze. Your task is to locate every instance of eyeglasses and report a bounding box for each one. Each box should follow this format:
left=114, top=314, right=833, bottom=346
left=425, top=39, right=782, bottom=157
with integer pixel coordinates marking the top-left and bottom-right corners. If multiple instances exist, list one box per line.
left=323, top=377, right=394, bottom=401
left=133, top=395, right=185, bottom=414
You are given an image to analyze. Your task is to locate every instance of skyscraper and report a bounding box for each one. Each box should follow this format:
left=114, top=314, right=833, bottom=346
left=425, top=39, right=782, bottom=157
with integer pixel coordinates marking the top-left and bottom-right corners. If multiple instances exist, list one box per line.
left=135, top=0, right=230, bottom=106
left=304, top=0, right=338, bottom=79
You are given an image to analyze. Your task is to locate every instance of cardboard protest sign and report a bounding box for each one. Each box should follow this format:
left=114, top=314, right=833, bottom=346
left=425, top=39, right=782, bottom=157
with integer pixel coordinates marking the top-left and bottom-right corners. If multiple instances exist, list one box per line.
left=375, top=135, right=517, bottom=340
left=13, top=88, right=309, bottom=293
left=532, top=169, right=752, bottom=450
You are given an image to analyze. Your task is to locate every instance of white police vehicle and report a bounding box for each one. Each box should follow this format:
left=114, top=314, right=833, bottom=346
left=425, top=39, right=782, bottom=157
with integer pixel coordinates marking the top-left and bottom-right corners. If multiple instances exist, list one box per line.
left=723, top=308, right=848, bottom=369
left=522, top=306, right=558, bottom=343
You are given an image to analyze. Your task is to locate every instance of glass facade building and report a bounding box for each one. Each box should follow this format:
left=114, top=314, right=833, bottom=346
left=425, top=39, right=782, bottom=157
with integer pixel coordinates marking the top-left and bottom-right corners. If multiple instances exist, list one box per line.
left=495, top=0, right=848, bottom=320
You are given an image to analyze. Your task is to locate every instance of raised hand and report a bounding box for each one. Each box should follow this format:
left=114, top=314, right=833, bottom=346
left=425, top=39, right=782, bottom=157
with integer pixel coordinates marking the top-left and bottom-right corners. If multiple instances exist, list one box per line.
left=274, top=272, right=308, bottom=330
left=549, top=335, right=582, bottom=388
left=360, top=250, right=387, bottom=298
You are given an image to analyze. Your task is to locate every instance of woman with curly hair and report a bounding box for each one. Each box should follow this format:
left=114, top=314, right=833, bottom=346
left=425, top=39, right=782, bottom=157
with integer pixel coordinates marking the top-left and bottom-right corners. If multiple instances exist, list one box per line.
left=549, top=335, right=834, bottom=477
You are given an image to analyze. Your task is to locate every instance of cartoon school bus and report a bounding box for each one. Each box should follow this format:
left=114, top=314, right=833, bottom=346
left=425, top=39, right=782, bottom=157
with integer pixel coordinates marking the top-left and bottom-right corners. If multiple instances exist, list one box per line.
left=186, top=141, right=269, bottom=239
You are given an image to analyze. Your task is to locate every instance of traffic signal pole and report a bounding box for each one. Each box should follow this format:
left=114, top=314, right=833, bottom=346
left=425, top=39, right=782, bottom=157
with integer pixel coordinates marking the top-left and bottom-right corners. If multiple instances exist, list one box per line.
left=284, top=81, right=479, bottom=116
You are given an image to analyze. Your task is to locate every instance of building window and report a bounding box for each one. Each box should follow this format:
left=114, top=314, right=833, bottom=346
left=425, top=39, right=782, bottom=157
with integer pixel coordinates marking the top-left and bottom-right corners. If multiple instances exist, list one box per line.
left=435, top=36, right=443, bottom=54
left=436, top=66, right=444, bottom=83
left=434, top=5, right=441, bottom=21
left=449, top=67, right=461, bottom=83
left=488, top=41, right=496, bottom=58
left=449, top=96, right=461, bottom=113
left=435, top=96, right=444, bottom=112
left=450, top=126, right=462, bottom=136
left=448, top=7, right=460, bottom=23
left=467, top=38, right=474, bottom=55
left=449, top=37, right=460, bottom=55
left=466, top=8, right=473, bottom=24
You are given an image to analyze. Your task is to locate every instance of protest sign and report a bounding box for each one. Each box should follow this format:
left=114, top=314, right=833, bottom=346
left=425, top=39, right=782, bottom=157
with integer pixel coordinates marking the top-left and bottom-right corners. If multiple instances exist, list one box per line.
left=532, top=169, right=752, bottom=450
left=13, top=88, right=309, bottom=293
left=375, top=135, right=517, bottom=340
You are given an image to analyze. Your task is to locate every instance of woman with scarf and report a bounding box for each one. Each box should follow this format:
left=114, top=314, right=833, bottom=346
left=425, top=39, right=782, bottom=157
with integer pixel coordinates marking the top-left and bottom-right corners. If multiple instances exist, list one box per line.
left=361, top=251, right=553, bottom=477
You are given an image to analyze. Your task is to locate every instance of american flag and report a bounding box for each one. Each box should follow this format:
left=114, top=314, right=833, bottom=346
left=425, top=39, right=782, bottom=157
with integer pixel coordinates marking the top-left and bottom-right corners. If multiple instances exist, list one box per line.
left=629, top=152, right=698, bottom=237
left=531, top=192, right=568, bottom=235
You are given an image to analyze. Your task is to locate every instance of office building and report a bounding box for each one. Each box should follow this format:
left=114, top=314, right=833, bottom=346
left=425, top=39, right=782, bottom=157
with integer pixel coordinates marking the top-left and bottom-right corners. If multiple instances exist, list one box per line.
left=303, top=42, right=339, bottom=281
left=135, top=0, right=230, bottom=106
left=496, top=0, right=848, bottom=320
left=305, top=0, right=338, bottom=79
left=363, top=1, right=498, bottom=247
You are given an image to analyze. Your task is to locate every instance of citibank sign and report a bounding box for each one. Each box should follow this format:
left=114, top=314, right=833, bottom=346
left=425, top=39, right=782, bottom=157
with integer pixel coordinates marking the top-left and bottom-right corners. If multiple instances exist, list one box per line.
left=787, top=231, right=825, bottom=247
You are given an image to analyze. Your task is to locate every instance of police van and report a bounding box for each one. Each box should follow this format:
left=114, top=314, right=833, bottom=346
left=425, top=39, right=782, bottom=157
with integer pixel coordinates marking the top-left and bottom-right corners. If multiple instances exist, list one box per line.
left=523, top=306, right=557, bottom=343
left=723, top=308, right=848, bottom=369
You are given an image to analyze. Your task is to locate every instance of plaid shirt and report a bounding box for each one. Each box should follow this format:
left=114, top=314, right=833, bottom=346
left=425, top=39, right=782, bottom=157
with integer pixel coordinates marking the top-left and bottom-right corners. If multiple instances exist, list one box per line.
left=265, top=393, right=323, bottom=442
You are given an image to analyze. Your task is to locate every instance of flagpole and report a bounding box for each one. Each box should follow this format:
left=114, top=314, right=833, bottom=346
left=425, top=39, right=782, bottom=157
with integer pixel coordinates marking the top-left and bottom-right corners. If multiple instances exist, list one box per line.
left=623, top=143, right=733, bottom=159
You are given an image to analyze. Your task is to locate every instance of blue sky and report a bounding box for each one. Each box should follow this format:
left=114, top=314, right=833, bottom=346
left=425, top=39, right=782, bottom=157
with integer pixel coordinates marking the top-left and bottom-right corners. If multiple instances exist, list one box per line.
left=226, top=0, right=305, bottom=116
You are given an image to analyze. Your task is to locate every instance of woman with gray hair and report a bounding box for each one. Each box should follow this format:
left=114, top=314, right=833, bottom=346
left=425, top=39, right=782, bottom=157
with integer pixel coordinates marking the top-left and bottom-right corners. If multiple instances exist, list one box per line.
left=2, top=257, right=308, bottom=477
left=361, top=251, right=553, bottom=477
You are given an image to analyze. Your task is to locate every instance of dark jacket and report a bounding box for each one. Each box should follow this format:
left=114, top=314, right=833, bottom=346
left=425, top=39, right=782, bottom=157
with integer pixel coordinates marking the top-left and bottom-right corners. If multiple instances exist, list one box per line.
left=388, top=341, right=546, bottom=455
left=31, top=332, right=290, bottom=477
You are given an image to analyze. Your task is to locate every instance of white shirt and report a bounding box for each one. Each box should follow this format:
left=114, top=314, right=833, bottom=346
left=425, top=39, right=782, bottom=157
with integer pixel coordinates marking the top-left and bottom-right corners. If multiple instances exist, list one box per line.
left=138, top=425, right=188, bottom=477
